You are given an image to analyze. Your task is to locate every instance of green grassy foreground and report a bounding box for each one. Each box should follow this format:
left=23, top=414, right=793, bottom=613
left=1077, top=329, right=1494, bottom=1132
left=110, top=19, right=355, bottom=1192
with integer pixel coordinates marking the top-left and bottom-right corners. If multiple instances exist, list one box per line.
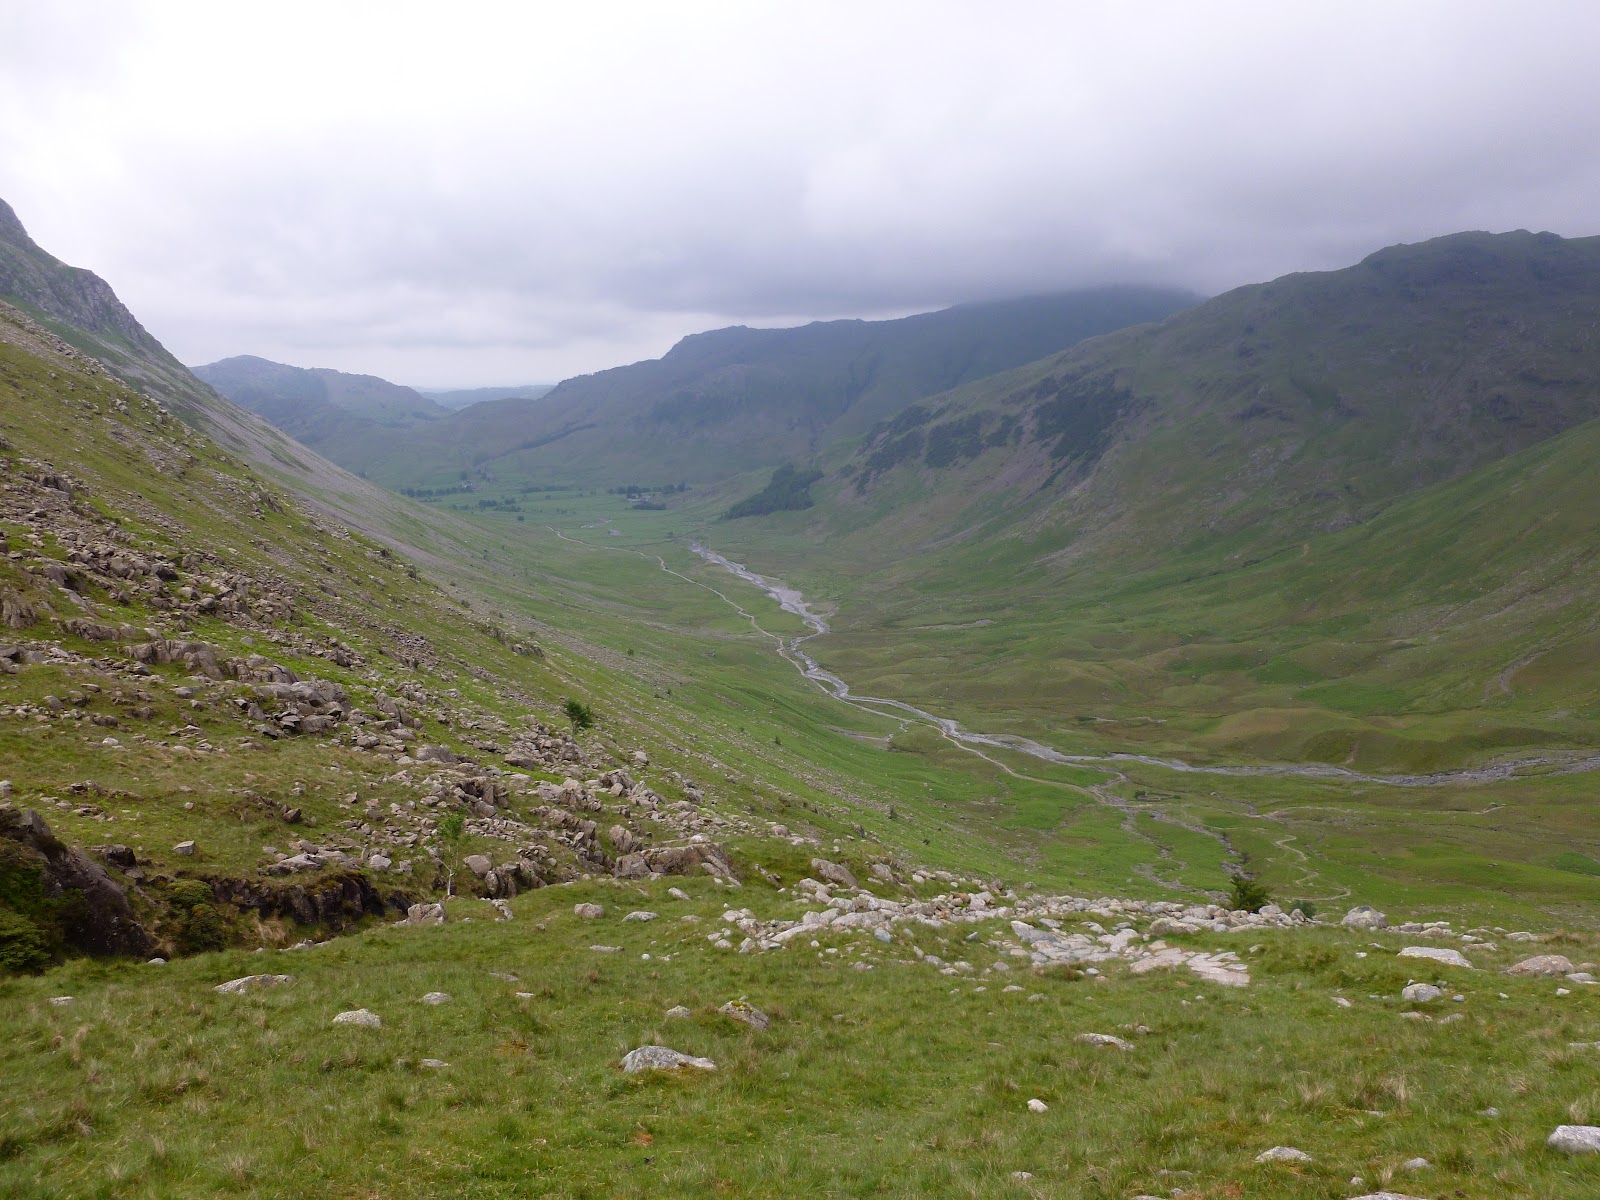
left=5, top=880, right=1600, bottom=1199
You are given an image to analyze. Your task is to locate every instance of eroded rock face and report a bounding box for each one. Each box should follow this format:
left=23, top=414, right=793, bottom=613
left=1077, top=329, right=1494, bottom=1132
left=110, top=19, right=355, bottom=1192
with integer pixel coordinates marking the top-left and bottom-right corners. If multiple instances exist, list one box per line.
left=0, top=803, right=153, bottom=957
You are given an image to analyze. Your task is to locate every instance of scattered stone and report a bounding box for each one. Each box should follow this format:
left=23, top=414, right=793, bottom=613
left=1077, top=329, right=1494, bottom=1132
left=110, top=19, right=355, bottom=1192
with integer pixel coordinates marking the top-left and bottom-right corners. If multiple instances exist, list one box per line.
left=665, top=1005, right=692, bottom=1019
left=491, top=899, right=513, bottom=921
left=463, top=854, right=492, bottom=878
left=420, top=992, right=451, bottom=1005
left=719, top=999, right=770, bottom=1031
left=1397, top=945, right=1472, bottom=969
left=1255, top=1146, right=1312, bottom=1164
left=590, top=945, right=622, bottom=953
left=213, top=974, right=292, bottom=994
left=668, top=887, right=690, bottom=901
left=1548, top=1125, right=1600, bottom=1154
left=1399, top=1157, right=1430, bottom=1171
left=1401, top=983, right=1445, bottom=1004
left=48, top=996, right=73, bottom=1006
left=1009, top=1172, right=1034, bottom=1182
left=406, top=903, right=444, bottom=926
left=574, top=903, right=604, bottom=919
left=1074, top=1032, right=1133, bottom=1051
left=332, top=1009, right=381, bottom=1027
left=173, top=840, right=196, bottom=856
left=810, top=858, right=857, bottom=889
left=418, top=1058, right=449, bottom=1069
left=1027, top=1098, right=1048, bottom=1113
left=1341, top=906, right=1388, bottom=930
left=1507, top=954, right=1574, bottom=977
left=623, top=910, right=659, bottom=922
left=621, top=1045, right=716, bottom=1073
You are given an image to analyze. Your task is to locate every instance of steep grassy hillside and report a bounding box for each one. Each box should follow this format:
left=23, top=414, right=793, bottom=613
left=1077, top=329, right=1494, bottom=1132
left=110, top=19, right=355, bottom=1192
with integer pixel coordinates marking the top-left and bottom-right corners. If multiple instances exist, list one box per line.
left=825, top=230, right=1600, bottom=575
left=350, top=287, right=1197, bottom=489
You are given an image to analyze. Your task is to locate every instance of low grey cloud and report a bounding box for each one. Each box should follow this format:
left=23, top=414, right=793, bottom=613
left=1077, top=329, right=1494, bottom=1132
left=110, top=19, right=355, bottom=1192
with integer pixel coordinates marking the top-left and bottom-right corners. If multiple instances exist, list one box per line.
left=3, top=0, right=1599, bottom=385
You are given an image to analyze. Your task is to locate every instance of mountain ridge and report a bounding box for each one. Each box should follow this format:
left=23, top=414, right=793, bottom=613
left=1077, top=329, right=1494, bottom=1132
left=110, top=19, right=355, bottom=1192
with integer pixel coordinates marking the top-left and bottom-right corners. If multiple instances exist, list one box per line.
left=345, top=285, right=1200, bottom=487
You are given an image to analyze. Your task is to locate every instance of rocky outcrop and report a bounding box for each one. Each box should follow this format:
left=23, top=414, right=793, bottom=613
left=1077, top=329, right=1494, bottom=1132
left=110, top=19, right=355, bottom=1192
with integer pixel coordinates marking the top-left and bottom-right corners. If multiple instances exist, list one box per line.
left=0, top=803, right=153, bottom=957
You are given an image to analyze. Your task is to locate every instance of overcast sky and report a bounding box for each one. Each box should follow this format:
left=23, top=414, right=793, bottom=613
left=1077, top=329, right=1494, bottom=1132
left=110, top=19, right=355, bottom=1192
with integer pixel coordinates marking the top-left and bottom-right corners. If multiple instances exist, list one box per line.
left=4, top=1, right=1599, bottom=387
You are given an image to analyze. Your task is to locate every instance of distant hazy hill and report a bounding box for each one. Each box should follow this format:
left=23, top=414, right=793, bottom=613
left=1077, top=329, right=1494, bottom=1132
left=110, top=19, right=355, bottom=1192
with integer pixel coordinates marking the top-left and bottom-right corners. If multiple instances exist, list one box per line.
left=196, top=355, right=447, bottom=427
left=359, top=287, right=1198, bottom=488
left=192, top=354, right=452, bottom=466
left=419, top=383, right=554, bottom=411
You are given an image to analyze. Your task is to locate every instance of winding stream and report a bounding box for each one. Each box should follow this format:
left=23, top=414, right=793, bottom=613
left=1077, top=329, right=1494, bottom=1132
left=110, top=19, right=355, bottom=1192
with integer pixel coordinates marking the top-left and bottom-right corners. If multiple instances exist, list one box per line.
left=690, top=543, right=1600, bottom=789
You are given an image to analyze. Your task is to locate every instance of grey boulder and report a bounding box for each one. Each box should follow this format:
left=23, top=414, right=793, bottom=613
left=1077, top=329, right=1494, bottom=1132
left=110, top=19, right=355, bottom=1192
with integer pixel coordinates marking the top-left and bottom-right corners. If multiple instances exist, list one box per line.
left=621, top=1045, right=716, bottom=1073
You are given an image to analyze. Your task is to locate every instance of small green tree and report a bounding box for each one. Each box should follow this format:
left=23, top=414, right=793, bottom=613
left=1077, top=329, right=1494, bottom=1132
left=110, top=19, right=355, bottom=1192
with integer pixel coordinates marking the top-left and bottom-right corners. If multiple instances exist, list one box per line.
left=1227, top=873, right=1271, bottom=913
left=563, top=698, right=594, bottom=731
left=436, top=811, right=467, bottom=899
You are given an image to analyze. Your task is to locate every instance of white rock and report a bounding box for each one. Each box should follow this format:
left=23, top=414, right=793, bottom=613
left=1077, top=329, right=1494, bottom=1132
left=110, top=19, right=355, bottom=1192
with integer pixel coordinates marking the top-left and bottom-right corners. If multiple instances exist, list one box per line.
left=213, top=974, right=293, bottom=995
left=665, top=1005, right=692, bottom=1019
left=1254, top=1146, right=1312, bottom=1164
left=1074, top=1032, right=1133, bottom=1051
left=573, top=903, right=604, bottom=919
left=1398, top=945, right=1472, bottom=969
left=173, top=840, right=196, bottom=856
left=420, top=992, right=451, bottom=1005
left=332, top=1008, right=381, bottom=1027
left=404, top=902, right=445, bottom=926
left=1507, top=954, right=1573, bottom=976
left=623, top=910, right=659, bottom=922
left=620, top=1045, right=716, bottom=1073
left=1549, top=1125, right=1600, bottom=1153
left=668, top=887, right=690, bottom=901
left=418, top=1058, right=449, bottom=1069
left=1027, top=1098, right=1048, bottom=1113
left=719, top=1000, right=770, bottom=1030
left=48, top=996, right=73, bottom=1006
left=1399, top=1157, right=1430, bottom=1171
left=1341, top=905, right=1388, bottom=930
left=1401, top=983, right=1445, bottom=1003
